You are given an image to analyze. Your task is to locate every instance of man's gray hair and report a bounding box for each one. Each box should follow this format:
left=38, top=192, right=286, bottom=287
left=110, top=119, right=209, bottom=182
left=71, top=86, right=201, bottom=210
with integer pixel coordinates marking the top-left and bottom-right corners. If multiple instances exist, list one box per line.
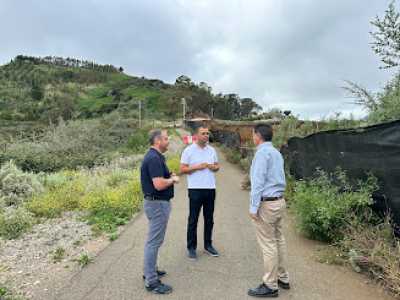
left=149, top=129, right=163, bottom=145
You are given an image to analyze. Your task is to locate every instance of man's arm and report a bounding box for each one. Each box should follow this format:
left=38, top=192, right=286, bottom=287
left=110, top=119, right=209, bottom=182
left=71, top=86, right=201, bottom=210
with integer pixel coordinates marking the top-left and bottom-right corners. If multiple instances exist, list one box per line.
left=152, top=177, right=175, bottom=191
left=249, top=151, right=268, bottom=217
left=207, top=148, right=220, bottom=172
left=180, top=147, right=208, bottom=174
left=180, top=163, right=208, bottom=175
left=148, top=158, right=178, bottom=191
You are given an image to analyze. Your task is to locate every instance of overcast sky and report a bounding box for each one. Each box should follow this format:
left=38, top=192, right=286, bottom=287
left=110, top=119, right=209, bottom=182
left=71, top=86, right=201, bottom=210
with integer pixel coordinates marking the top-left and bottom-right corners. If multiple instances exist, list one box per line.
left=0, top=0, right=396, bottom=119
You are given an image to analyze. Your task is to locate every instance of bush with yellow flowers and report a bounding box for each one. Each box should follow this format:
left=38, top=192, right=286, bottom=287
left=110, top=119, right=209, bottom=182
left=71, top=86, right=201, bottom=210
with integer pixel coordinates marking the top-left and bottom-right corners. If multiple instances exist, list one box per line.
left=27, top=167, right=143, bottom=234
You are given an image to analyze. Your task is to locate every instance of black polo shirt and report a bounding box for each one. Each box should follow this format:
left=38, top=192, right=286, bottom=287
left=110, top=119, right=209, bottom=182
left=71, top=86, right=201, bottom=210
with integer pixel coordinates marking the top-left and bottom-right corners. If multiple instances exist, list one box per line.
left=140, top=148, right=174, bottom=200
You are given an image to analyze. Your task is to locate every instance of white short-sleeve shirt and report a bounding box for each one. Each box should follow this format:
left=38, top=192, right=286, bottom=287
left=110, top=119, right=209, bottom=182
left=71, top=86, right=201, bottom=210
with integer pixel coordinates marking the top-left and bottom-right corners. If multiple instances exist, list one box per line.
left=180, top=143, right=218, bottom=189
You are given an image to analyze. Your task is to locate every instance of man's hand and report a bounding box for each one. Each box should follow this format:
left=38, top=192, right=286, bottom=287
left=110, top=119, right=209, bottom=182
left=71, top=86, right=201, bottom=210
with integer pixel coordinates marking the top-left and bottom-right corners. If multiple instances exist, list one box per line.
left=249, top=212, right=260, bottom=222
left=194, top=163, right=208, bottom=171
left=171, top=174, right=180, bottom=184
left=207, top=163, right=220, bottom=172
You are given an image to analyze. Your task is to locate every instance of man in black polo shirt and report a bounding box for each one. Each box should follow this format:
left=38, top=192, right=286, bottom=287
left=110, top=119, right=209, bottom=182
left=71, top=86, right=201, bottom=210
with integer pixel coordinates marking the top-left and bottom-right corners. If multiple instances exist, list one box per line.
left=140, top=129, right=179, bottom=295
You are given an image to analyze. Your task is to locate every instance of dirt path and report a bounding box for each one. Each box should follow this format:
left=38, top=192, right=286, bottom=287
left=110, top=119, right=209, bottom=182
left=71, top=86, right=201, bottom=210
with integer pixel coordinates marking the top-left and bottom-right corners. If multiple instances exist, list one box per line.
left=49, top=149, right=395, bottom=300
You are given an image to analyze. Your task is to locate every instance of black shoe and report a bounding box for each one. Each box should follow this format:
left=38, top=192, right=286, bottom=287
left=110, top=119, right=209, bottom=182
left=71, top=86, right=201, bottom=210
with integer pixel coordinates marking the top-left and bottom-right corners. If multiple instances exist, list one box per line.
left=248, top=283, right=278, bottom=298
left=278, top=279, right=290, bottom=290
left=142, top=269, right=167, bottom=280
left=145, top=280, right=173, bottom=294
left=204, top=245, right=219, bottom=257
left=187, top=248, right=197, bottom=259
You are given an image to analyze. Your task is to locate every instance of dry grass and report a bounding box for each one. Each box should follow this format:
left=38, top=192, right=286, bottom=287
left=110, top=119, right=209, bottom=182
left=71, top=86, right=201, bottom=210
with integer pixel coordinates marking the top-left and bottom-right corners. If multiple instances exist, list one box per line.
left=332, top=214, right=400, bottom=296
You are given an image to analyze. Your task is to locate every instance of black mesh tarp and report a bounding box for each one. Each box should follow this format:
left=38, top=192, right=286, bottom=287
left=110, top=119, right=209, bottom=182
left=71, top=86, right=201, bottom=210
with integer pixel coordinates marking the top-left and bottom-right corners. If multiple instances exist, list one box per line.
left=285, top=120, right=400, bottom=226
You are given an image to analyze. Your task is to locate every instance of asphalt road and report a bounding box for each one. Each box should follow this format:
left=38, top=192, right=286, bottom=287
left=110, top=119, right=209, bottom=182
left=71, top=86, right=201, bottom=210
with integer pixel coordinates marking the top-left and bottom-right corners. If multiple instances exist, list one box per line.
left=52, top=150, right=394, bottom=300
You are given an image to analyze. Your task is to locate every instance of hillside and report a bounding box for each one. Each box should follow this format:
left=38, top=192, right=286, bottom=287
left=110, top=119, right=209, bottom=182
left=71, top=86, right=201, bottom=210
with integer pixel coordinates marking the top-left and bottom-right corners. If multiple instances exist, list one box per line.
left=0, top=55, right=262, bottom=124
left=0, top=55, right=174, bottom=122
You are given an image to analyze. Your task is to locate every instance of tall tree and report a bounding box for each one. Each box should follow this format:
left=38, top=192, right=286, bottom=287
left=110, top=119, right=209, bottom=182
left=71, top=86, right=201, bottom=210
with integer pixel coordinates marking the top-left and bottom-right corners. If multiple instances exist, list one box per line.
left=371, top=1, right=400, bottom=68
left=240, top=97, right=262, bottom=118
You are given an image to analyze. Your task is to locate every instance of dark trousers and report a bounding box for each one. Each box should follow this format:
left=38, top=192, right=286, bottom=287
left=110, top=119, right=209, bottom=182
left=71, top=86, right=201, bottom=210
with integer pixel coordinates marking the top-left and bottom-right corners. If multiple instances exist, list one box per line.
left=187, top=189, right=216, bottom=250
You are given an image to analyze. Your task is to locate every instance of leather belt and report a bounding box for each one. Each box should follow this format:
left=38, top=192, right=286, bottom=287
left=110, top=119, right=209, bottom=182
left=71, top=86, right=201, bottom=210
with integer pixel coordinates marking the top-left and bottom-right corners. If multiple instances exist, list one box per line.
left=144, top=195, right=170, bottom=201
left=261, top=196, right=283, bottom=201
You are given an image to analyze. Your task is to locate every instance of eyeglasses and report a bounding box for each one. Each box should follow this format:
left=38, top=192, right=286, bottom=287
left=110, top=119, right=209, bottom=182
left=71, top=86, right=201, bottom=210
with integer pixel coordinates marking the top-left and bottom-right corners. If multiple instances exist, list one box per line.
left=200, top=132, right=210, bottom=135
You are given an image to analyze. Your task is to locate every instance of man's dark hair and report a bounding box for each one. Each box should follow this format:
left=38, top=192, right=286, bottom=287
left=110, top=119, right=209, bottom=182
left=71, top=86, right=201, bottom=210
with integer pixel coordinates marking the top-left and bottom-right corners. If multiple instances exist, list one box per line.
left=149, top=129, right=162, bottom=145
left=254, top=124, right=273, bottom=142
left=193, top=122, right=208, bottom=133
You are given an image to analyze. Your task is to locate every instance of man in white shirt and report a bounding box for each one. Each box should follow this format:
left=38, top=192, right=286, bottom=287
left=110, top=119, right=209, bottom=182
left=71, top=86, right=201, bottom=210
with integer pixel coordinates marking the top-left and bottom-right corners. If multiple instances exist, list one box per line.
left=180, top=124, right=220, bottom=259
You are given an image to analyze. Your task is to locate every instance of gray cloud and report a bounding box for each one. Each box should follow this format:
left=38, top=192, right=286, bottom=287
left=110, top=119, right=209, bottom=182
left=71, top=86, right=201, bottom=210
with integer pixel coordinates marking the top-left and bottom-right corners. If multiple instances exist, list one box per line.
left=0, top=0, right=395, bottom=119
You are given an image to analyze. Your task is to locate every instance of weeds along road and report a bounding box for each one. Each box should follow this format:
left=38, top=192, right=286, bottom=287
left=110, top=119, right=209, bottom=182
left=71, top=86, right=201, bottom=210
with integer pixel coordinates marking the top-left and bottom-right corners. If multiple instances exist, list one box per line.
left=51, top=149, right=394, bottom=300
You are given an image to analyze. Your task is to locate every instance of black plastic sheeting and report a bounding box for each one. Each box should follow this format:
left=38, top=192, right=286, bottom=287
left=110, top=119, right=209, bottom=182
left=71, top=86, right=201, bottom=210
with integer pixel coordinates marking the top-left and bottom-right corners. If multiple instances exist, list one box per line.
left=210, top=130, right=241, bottom=149
left=284, top=120, right=400, bottom=227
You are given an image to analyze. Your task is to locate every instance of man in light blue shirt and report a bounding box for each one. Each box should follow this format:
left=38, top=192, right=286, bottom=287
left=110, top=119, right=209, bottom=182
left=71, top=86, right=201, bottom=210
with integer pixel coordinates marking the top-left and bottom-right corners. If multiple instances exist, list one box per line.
left=248, top=124, right=290, bottom=298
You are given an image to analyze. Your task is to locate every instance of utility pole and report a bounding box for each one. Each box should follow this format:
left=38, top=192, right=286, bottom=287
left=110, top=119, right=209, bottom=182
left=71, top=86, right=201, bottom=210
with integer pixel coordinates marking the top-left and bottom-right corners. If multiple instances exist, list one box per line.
left=181, top=97, right=186, bottom=120
left=138, top=100, right=142, bottom=128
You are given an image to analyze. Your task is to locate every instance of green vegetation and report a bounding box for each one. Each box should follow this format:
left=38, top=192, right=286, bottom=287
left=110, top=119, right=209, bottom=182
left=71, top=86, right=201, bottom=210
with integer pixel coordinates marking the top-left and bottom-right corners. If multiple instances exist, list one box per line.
left=291, top=169, right=377, bottom=242
left=0, top=207, right=35, bottom=239
left=82, top=179, right=142, bottom=234
left=291, top=169, right=400, bottom=296
left=127, top=127, right=149, bottom=153
left=75, top=253, right=92, bottom=267
left=108, top=232, right=119, bottom=241
left=27, top=175, right=85, bottom=218
left=339, top=215, right=400, bottom=296
left=27, top=167, right=142, bottom=234
left=221, top=146, right=242, bottom=165
left=0, top=285, right=23, bottom=300
left=0, top=55, right=262, bottom=125
left=273, top=115, right=364, bottom=148
left=0, top=161, right=43, bottom=207
left=166, top=155, right=181, bottom=174
left=341, top=1, right=400, bottom=124
left=0, top=116, right=147, bottom=173
left=0, top=153, right=181, bottom=240
left=52, top=247, right=66, bottom=263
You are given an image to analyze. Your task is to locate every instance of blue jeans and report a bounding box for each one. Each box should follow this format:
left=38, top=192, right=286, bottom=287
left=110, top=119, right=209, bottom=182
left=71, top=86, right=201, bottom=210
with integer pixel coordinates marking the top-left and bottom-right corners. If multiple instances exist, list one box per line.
left=143, top=200, right=171, bottom=285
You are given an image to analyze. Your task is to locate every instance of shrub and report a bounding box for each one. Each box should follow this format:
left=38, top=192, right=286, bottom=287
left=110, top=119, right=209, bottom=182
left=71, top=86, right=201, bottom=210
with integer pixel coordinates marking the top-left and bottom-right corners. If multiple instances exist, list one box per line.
left=109, top=232, right=119, bottom=241
left=338, top=214, right=400, bottom=296
left=26, top=165, right=143, bottom=233
left=222, top=146, right=242, bottom=165
left=38, top=171, right=72, bottom=190
left=166, top=156, right=180, bottom=174
left=0, top=161, right=43, bottom=207
left=101, top=154, right=143, bottom=171
left=1, top=118, right=133, bottom=173
left=127, top=128, right=148, bottom=153
left=105, top=168, right=133, bottom=187
left=81, top=179, right=142, bottom=233
left=52, top=247, right=66, bottom=263
left=27, top=178, right=84, bottom=218
left=0, top=207, right=35, bottom=239
left=75, top=253, right=92, bottom=267
left=284, top=172, right=296, bottom=203
left=239, top=157, right=252, bottom=172
left=0, top=285, right=19, bottom=300
left=292, top=169, right=377, bottom=242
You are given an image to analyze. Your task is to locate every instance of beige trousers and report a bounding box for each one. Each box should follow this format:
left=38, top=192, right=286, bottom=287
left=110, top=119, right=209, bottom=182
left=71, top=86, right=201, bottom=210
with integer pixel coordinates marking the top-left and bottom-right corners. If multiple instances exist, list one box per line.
left=252, top=198, right=289, bottom=290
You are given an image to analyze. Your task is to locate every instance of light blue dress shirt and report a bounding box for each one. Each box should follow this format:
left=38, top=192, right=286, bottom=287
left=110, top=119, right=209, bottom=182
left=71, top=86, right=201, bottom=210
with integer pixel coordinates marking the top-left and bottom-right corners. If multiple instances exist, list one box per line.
left=249, top=142, right=286, bottom=214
